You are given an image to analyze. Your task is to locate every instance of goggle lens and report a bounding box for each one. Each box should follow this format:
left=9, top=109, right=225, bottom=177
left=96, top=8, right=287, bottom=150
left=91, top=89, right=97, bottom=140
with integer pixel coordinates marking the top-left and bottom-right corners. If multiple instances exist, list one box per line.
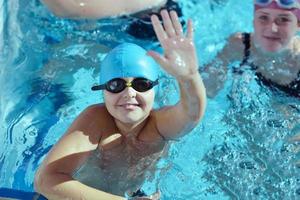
left=131, top=78, right=155, bottom=92
left=107, top=79, right=125, bottom=93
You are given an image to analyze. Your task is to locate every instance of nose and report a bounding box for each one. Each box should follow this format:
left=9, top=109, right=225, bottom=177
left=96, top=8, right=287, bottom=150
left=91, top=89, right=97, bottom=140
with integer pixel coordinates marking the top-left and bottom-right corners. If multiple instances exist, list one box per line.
left=271, top=22, right=278, bottom=33
left=123, top=86, right=136, bottom=99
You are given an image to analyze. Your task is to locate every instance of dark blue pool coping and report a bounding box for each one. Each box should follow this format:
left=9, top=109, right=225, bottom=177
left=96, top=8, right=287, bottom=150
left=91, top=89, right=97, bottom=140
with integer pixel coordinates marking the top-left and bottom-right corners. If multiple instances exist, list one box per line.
left=0, top=188, right=47, bottom=200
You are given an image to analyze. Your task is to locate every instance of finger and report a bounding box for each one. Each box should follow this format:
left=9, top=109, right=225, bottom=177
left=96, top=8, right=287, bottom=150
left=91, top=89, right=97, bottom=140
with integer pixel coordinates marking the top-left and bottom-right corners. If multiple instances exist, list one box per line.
left=170, top=10, right=183, bottom=36
left=147, top=50, right=167, bottom=67
left=160, top=9, right=176, bottom=37
left=186, top=19, right=194, bottom=39
left=151, top=14, right=168, bottom=45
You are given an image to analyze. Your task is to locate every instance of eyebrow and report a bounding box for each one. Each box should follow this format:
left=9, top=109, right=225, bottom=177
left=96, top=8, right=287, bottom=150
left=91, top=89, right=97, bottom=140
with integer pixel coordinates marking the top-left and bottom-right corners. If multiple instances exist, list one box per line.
left=257, top=11, right=270, bottom=15
left=257, top=11, right=293, bottom=18
left=277, top=14, right=293, bottom=18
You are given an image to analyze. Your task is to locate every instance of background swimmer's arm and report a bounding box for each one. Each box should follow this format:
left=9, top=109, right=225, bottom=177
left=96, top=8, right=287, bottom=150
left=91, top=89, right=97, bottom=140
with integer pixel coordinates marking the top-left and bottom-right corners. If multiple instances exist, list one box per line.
left=201, top=33, right=244, bottom=98
left=41, top=0, right=166, bottom=19
left=292, top=35, right=300, bottom=54
left=149, top=10, right=206, bottom=139
left=34, top=105, right=126, bottom=200
left=289, top=133, right=300, bottom=167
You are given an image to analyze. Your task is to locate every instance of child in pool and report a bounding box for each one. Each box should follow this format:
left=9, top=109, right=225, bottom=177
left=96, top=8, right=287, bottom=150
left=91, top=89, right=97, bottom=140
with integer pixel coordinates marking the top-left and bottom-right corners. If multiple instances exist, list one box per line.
left=203, top=0, right=300, bottom=98
left=34, top=10, right=206, bottom=200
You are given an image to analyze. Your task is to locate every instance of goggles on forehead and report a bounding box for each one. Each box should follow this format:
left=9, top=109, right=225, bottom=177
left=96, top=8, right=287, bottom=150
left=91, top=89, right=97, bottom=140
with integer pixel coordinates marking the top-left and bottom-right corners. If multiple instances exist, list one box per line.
left=255, top=0, right=300, bottom=9
left=91, top=78, right=158, bottom=93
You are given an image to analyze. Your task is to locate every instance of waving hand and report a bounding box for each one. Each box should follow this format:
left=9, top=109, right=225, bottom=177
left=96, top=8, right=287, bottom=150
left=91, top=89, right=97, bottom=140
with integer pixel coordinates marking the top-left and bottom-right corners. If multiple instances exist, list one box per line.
left=148, top=10, right=198, bottom=79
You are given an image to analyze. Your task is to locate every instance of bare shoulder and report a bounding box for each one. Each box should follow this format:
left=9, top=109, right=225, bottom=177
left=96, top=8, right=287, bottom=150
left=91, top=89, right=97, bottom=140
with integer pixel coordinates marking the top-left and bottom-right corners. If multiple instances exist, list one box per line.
left=41, top=104, right=112, bottom=162
left=82, top=103, right=108, bottom=118
left=224, top=33, right=244, bottom=51
left=35, top=104, right=110, bottom=176
left=229, top=32, right=244, bottom=42
left=65, top=103, right=113, bottom=143
left=137, top=110, right=167, bottom=142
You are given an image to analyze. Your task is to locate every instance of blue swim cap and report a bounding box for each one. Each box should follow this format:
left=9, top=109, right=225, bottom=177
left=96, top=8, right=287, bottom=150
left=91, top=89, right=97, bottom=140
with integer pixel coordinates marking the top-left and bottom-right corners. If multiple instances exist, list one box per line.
left=99, top=43, right=159, bottom=84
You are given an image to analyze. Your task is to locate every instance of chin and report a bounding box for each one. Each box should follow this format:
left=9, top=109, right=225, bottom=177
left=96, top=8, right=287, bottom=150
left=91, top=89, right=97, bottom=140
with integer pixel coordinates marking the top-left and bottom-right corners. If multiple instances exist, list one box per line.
left=118, top=113, right=148, bottom=124
left=261, top=44, right=284, bottom=53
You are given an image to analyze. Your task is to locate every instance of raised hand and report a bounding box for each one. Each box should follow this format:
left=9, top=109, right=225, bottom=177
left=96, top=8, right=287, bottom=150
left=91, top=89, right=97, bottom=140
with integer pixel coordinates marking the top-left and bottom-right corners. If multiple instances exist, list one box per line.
left=149, top=10, right=198, bottom=80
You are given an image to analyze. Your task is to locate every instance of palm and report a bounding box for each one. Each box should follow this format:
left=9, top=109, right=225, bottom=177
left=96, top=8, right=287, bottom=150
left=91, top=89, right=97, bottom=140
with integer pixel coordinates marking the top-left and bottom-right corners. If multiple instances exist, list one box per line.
left=149, top=10, right=198, bottom=78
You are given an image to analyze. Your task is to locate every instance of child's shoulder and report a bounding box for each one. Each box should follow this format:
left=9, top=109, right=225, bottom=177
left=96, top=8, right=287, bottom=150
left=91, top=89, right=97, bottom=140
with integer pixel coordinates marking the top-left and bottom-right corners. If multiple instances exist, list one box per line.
left=74, top=104, right=115, bottom=139
left=84, top=103, right=107, bottom=115
left=78, top=104, right=112, bottom=126
left=227, top=32, right=246, bottom=45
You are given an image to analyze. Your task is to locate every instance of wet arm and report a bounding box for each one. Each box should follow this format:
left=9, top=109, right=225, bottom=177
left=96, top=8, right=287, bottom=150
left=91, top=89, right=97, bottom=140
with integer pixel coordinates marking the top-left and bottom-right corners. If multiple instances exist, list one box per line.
left=155, top=72, right=206, bottom=139
left=149, top=10, right=206, bottom=139
left=40, top=0, right=165, bottom=19
left=201, top=33, right=244, bottom=98
left=290, top=132, right=300, bottom=166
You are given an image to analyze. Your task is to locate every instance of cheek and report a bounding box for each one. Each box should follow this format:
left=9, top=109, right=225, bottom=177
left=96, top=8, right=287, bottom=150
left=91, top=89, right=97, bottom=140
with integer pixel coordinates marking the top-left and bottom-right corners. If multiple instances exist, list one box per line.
left=254, top=24, right=264, bottom=38
left=280, top=26, right=296, bottom=43
left=140, top=92, right=155, bottom=110
left=104, top=92, right=118, bottom=112
left=146, top=95, right=155, bottom=108
left=254, top=18, right=263, bottom=31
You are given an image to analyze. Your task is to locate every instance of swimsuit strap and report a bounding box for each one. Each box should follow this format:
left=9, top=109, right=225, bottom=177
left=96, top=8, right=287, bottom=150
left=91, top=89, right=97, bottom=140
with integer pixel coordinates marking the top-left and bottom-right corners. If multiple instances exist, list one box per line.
left=238, top=32, right=258, bottom=71
left=235, top=32, right=256, bottom=73
left=240, top=32, right=251, bottom=66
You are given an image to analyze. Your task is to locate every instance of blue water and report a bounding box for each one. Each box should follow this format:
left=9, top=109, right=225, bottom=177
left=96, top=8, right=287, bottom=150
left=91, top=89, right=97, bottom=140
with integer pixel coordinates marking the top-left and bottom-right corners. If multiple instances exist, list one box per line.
left=1, top=0, right=300, bottom=199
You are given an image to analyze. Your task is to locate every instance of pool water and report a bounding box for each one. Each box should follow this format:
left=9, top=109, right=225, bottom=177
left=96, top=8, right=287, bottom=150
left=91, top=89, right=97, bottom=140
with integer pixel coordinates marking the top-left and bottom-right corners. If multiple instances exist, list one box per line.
left=1, top=0, right=300, bottom=199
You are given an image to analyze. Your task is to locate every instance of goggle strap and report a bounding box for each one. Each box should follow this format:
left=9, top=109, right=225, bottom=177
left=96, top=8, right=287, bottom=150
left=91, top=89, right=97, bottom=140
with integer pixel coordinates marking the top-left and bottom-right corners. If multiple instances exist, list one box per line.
left=91, top=84, right=106, bottom=91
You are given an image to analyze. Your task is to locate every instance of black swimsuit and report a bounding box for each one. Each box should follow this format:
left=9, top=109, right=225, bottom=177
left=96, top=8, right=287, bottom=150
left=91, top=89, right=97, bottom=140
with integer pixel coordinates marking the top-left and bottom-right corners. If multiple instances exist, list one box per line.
left=241, top=33, right=300, bottom=98
left=125, top=0, right=183, bottom=40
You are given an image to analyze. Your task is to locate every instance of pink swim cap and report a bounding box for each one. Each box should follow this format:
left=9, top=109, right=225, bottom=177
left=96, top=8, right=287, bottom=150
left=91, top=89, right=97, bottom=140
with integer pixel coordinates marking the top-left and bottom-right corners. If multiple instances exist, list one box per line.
left=255, top=1, right=300, bottom=21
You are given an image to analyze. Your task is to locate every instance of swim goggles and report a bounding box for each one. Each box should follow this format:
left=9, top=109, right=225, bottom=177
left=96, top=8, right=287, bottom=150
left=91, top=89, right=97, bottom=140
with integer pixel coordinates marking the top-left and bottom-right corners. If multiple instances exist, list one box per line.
left=91, top=78, right=159, bottom=93
left=255, top=0, right=300, bottom=9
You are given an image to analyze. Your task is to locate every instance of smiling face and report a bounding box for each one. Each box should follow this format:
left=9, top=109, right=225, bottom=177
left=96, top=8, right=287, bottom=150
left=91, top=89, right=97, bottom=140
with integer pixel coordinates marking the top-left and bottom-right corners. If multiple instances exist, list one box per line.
left=253, top=8, right=299, bottom=52
left=104, top=78, right=155, bottom=125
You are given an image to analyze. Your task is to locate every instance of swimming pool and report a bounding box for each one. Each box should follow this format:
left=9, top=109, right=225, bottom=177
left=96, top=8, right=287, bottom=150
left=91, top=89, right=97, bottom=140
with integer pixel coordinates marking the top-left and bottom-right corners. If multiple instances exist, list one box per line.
left=1, top=0, right=299, bottom=199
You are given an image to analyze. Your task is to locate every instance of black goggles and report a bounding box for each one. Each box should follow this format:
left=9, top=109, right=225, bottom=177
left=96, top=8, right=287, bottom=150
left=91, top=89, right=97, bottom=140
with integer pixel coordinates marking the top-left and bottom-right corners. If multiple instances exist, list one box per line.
left=91, top=78, right=159, bottom=93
